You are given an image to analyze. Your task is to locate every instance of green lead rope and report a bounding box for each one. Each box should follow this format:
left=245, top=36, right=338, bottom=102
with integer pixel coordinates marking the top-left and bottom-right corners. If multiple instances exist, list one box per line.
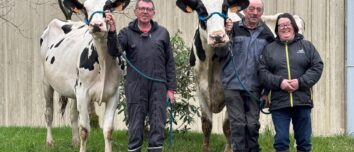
left=122, top=54, right=174, bottom=149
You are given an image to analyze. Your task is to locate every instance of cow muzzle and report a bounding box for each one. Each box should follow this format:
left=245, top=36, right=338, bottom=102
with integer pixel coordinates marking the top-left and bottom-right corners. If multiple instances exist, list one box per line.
left=92, top=24, right=102, bottom=33
left=208, top=31, right=229, bottom=47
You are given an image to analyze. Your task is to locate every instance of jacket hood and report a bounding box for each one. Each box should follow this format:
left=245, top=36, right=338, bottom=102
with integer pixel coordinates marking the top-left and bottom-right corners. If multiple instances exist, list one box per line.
left=276, top=33, right=304, bottom=45
left=128, top=19, right=159, bottom=33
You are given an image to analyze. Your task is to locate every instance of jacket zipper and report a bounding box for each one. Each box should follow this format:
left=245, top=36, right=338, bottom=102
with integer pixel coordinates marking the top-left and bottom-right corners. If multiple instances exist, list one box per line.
left=285, top=42, right=294, bottom=107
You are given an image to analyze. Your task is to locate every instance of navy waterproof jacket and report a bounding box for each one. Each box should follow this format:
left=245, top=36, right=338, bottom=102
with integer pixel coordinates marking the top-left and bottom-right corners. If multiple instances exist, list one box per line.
left=258, top=34, right=323, bottom=111
left=216, top=19, right=274, bottom=92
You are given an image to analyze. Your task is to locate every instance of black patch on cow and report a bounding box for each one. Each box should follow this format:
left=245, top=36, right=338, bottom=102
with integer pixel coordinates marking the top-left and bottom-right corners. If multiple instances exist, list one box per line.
left=62, top=24, right=73, bottom=34
left=50, top=44, right=54, bottom=49
left=54, top=38, right=65, bottom=48
left=78, top=24, right=85, bottom=29
left=190, top=46, right=196, bottom=67
left=40, top=38, right=43, bottom=46
left=50, top=56, right=55, bottom=64
left=79, top=47, right=99, bottom=71
left=46, top=56, right=48, bottom=61
left=194, top=29, right=206, bottom=61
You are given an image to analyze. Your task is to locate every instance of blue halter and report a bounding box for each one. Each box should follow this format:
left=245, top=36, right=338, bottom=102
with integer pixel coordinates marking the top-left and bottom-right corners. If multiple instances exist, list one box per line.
left=198, top=12, right=228, bottom=22
left=85, top=11, right=105, bottom=25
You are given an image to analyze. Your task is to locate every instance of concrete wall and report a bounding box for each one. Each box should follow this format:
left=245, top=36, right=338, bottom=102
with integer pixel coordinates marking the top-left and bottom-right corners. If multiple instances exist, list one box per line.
left=0, top=0, right=346, bottom=136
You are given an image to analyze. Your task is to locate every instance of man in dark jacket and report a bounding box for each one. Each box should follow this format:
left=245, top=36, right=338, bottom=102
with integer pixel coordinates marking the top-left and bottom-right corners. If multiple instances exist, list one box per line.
left=105, top=0, right=176, bottom=151
left=219, top=0, right=274, bottom=151
left=258, top=13, right=323, bottom=152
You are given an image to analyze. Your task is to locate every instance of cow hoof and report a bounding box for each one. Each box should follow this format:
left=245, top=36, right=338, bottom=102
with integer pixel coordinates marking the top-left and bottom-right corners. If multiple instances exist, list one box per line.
left=46, top=140, right=54, bottom=147
left=224, top=145, right=232, bottom=152
left=72, top=138, right=80, bottom=147
left=202, top=144, right=209, bottom=152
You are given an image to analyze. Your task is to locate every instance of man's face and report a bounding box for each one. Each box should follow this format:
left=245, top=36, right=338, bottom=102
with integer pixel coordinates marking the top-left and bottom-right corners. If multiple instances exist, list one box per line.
left=243, top=0, right=263, bottom=26
left=134, top=1, right=155, bottom=24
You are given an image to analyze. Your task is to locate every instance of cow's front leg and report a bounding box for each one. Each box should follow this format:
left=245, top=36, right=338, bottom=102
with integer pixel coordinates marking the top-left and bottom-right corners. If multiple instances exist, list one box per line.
left=201, top=111, right=212, bottom=152
left=70, top=99, right=80, bottom=147
left=223, top=112, right=232, bottom=152
left=44, top=83, right=54, bottom=146
left=77, top=95, right=90, bottom=152
left=102, top=92, right=119, bottom=152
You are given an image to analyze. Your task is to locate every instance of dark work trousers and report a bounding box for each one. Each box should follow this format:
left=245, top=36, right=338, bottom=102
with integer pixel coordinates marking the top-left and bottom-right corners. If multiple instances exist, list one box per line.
left=126, top=79, right=167, bottom=152
left=224, top=90, right=261, bottom=152
left=272, top=107, right=312, bottom=152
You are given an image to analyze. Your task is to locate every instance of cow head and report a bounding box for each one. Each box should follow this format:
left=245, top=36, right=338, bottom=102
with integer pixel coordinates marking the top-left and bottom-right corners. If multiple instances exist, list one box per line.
left=176, top=0, right=249, bottom=47
left=62, top=0, right=130, bottom=36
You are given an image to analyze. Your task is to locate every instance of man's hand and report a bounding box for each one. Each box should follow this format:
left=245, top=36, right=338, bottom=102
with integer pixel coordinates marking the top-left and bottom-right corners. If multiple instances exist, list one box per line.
left=167, top=90, right=175, bottom=104
left=105, top=11, right=116, bottom=32
left=225, top=18, right=233, bottom=34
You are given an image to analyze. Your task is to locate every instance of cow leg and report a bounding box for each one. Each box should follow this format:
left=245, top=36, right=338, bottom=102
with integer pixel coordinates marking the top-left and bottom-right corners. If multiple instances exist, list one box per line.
left=201, top=111, right=212, bottom=152
left=70, top=99, right=80, bottom=147
left=77, top=95, right=90, bottom=152
left=102, top=93, right=119, bottom=152
left=44, top=83, right=54, bottom=146
left=223, top=112, right=232, bottom=152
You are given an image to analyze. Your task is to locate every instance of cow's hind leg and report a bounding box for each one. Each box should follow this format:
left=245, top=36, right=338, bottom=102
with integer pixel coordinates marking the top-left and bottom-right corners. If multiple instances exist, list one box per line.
left=201, top=111, right=212, bottom=152
left=102, top=93, right=119, bottom=152
left=44, top=83, right=54, bottom=146
left=70, top=99, right=80, bottom=147
left=223, top=112, right=232, bottom=152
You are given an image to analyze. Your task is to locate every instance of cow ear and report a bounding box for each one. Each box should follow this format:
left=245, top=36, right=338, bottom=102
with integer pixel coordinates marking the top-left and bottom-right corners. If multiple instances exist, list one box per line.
left=176, top=0, right=197, bottom=13
left=63, top=0, right=84, bottom=13
left=228, top=0, right=249, bottom=13
left=111, top=0, right=130, bottom=12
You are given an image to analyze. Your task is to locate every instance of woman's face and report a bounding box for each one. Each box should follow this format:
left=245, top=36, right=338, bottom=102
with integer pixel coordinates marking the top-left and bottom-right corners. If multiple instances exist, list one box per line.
left=277, top=18, right=295, bottom=41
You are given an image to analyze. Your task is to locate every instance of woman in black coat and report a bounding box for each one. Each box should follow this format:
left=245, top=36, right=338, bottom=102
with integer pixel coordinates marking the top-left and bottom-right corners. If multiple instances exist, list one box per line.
left=258, top=13, right=323, bottom=152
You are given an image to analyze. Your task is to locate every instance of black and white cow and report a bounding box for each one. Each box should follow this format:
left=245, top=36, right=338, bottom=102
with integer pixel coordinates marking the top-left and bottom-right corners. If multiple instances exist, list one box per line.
left=40, top=0, right=129, bottom=152
left=176, top=0, right=250, bottom=152
left=176, top=0, right=305, bottom=152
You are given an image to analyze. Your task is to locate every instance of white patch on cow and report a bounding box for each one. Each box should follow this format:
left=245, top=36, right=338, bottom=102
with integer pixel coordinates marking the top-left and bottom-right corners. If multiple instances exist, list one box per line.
left=202, top=0, right=230, bottom=45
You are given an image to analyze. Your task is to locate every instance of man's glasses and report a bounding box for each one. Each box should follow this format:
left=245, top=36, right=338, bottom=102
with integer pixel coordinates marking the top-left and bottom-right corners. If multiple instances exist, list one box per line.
left=136, top=7, right=154, bottom=13
left=278, top=24, right=292, bottom=29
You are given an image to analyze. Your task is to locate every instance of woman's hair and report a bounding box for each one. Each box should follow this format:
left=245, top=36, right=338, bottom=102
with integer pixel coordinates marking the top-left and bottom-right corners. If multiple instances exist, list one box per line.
left=274, top=13, right=299, bottom=37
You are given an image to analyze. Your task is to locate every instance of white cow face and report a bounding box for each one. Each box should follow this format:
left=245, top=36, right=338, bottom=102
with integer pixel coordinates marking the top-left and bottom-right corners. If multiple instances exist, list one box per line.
left=176, top=0, right=249, bottom=47
left=63, top=0, right=130, bottom=36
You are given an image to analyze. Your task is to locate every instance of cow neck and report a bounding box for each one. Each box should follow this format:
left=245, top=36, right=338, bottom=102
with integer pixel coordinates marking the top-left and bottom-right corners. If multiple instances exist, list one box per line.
left=92, top=36, right=119, bottom=104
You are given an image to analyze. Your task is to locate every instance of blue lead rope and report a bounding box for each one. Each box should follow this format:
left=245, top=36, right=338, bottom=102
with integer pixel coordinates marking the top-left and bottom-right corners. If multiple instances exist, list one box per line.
left=122, top=54, right=174, bottom=149
left=199, top=12, right=228, bottom=22
left=85, top=11, right=105, bottom=25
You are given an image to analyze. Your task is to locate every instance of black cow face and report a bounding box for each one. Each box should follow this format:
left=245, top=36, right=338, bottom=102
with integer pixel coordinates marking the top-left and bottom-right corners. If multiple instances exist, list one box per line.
left=62, top=0, right=130, bottom=25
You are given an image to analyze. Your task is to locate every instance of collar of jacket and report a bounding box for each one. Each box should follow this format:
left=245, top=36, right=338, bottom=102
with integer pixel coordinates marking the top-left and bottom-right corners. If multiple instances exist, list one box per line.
left=275, top=33, right=304, bottom=45
left=128, top=19, right=158, bottom=33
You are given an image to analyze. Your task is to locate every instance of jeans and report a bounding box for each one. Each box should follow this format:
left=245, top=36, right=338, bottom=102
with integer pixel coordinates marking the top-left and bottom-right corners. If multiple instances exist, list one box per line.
left=272, top=107, right=312, bottom=152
